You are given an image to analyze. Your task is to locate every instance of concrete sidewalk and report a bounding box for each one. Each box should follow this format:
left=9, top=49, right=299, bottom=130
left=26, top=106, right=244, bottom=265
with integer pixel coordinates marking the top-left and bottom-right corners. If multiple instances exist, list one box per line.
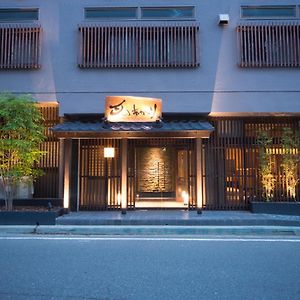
left=56, top=210, right=300, bottom=226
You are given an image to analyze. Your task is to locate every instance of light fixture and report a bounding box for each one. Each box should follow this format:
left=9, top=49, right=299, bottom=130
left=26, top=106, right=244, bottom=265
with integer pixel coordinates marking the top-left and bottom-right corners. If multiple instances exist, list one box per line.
left=182, top=191, right=189, bottom=206
left=117, top=193, right=122, bottom=206
left=104, top=147, right=115, bottom=158
left=63, top=184, right=69, bottom=209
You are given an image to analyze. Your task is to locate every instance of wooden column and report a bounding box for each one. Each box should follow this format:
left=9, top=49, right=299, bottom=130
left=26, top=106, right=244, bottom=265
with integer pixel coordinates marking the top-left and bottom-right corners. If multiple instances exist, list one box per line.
left=70, top=140, right=79, bottom=211
left=196, top=138, right=203, bottom=213
left=121, top=139, right=128, bottom=213
left=58, top=139, right=65, bottom=199
left=63, top=139, right=72, bottom=209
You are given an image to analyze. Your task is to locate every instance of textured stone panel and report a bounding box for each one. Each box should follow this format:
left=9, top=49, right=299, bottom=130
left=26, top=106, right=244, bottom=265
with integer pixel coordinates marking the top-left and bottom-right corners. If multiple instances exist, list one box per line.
left=136, top=147, right=175, bottom=193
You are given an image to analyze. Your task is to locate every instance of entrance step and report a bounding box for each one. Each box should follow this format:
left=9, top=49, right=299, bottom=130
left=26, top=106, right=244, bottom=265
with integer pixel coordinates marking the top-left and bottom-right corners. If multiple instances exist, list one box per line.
left=56, top=210, right=300, bottom=226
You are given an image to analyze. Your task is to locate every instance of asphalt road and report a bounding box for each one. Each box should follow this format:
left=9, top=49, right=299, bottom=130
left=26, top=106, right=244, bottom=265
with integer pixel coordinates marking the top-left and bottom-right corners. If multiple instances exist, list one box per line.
left=0, top=236, right=300, bottom=300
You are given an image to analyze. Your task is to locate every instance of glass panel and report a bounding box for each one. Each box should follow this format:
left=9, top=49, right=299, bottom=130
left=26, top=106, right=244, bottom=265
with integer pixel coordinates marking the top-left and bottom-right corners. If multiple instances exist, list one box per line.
left=0, top=8, right=38, bottom=21
left=241, top=6, right=296, bottom=18
left=85, top=7, right=137, bottom=19
left=141, top=7, right=194, bottom=19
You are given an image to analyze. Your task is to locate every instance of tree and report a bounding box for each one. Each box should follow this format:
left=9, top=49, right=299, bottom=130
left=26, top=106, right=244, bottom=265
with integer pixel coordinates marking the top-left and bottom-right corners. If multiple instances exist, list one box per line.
left=0, top=93, right=45, bottom=210
left=281, top=127, right=299, bottom=200
left=257, top=130, right=276, bottom=201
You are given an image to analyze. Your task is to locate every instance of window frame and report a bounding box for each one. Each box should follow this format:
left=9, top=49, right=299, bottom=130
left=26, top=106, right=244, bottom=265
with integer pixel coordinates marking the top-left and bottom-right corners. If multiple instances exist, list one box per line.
left=84, top=7, right=138, bottom=20
left=240, top=5, right=298, bottom=20
left=0, top=8, right=39, bottom=22
left=84, top=6, right=196, bottom=21
left=140, top=6, right=195, bottom=20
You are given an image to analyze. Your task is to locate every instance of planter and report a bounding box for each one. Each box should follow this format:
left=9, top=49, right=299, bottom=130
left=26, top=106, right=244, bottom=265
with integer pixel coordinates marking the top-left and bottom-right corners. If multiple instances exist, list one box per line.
left=0, top=198, right=63, bottom=208
left=250, top=201, right=300, bottom=216
left=0, top=208, right=65, bottom=225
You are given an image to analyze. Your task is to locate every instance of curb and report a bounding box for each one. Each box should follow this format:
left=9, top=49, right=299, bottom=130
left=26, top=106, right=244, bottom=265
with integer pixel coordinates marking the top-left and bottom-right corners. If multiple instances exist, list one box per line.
left=1, top=225, right=300, bottom=236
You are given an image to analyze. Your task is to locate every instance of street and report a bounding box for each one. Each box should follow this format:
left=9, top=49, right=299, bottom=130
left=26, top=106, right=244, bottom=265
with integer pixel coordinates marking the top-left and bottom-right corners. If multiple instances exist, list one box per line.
left=0, top=236, right=300, bottom=300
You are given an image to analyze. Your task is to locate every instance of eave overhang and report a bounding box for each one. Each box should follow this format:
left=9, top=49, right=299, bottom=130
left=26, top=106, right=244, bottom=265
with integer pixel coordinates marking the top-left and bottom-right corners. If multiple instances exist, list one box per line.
left=52, top=120, right=214, bottom=139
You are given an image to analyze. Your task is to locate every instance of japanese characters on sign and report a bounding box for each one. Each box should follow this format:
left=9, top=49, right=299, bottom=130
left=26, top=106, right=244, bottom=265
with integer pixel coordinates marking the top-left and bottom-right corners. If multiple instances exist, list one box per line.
left=105, top=96, right=162, bottom=122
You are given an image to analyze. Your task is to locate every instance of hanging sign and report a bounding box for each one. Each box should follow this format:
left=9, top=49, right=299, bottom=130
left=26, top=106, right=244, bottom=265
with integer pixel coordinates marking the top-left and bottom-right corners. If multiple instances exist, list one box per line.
left=105, top=96, right=162, bottom=122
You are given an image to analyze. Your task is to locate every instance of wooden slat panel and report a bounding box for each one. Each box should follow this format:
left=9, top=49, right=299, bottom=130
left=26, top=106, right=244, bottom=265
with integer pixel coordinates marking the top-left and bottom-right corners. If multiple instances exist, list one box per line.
left=78, top=22, right=200, bottom=68
left=33, top=104, right=60, bottom=198
left=78, top=139, right=121, bottom=211
left=237, top=21, right=300, bottom=67
left=203, top=117, right=300, bottom=210
left=1, top=23, right=44, bottom=69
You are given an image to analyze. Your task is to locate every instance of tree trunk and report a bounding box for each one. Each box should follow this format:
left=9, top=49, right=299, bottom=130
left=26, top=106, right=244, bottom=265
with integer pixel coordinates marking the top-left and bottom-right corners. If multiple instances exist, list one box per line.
left=0, top=176, right=15, bottom=211
left=7, top=196, right=13, bottom=211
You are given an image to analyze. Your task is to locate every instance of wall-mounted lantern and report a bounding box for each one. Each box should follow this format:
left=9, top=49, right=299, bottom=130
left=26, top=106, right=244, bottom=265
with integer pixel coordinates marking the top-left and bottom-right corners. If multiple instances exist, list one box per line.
left=104, top=147, right=115, bottom=207
left=182, top=191, right=189, bottom=207
left=104, top=147, right=115, bottom=158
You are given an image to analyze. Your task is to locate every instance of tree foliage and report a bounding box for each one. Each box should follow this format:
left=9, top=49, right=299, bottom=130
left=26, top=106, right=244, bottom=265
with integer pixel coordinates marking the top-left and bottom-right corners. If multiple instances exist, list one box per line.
left=257, top=130, right=276, bottom=201
left=281, top=127, right=299, bottom=200
left=0, top=93, right=45, bottom=210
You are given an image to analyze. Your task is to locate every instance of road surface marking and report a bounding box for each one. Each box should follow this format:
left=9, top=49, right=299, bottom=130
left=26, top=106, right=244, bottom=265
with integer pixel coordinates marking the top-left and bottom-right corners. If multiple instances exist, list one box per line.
left=0, top=236, right=300, bottom=242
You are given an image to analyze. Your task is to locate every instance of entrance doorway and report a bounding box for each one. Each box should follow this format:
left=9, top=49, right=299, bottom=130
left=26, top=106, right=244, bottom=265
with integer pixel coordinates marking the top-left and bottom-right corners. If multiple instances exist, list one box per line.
left=128, top=139, right=196, bottom=209
left=76, top=138, right=197, bottom=211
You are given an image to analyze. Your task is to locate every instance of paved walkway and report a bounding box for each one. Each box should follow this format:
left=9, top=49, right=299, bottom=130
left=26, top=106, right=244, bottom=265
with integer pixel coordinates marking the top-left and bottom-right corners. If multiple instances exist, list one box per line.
left=56, top=210, right=300, bottom=226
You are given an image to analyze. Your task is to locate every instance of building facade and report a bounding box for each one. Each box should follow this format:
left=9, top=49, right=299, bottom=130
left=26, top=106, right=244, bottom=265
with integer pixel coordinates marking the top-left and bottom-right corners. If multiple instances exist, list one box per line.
left=0, top=0, right=299, bottom=211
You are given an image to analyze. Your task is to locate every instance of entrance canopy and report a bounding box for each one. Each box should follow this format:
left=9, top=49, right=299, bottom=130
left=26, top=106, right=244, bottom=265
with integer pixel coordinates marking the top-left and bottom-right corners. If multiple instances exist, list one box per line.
left=52, top=113, right=214, bottom=138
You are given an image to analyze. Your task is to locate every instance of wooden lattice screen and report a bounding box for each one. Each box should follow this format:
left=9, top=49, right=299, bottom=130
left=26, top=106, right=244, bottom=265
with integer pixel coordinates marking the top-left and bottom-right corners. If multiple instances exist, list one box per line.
left=0, top=23, right=41, bottom=69
left=79, top=139, right=121, bottom=210
left=202, top=118, right=300, bottom=210
left=237, top=21, right=300, bottom=67
left=33, top=104, right=60, bottom=198
left=78, top=22, right=199, bottom=68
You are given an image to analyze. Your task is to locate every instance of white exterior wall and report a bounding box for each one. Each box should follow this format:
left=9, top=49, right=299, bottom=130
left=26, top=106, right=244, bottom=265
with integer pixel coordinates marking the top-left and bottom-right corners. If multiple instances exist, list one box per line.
left=0, top=0, right=299, bottom=116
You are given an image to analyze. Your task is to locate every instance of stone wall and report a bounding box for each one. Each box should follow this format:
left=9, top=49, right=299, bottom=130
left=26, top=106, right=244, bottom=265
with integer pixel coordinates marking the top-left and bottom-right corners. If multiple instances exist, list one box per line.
left=136, top=147, right=175, bottom=193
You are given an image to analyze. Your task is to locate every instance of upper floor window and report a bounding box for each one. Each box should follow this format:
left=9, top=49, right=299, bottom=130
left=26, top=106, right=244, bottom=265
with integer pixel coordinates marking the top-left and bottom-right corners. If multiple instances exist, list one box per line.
left=238, top=5, right=300, bottom=67
left=0, top=8, right=41, bottom=69
left=84, top=6, right=195, bottom=20
left=0, top=8, right=39, bottom=21
left=141, top=7, right=195, bottom=19
left=85, top=7, right=137, bottom=20
left=241, top=6, right=298, bottom=19
left=81, top=6, right=198, bottom=68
